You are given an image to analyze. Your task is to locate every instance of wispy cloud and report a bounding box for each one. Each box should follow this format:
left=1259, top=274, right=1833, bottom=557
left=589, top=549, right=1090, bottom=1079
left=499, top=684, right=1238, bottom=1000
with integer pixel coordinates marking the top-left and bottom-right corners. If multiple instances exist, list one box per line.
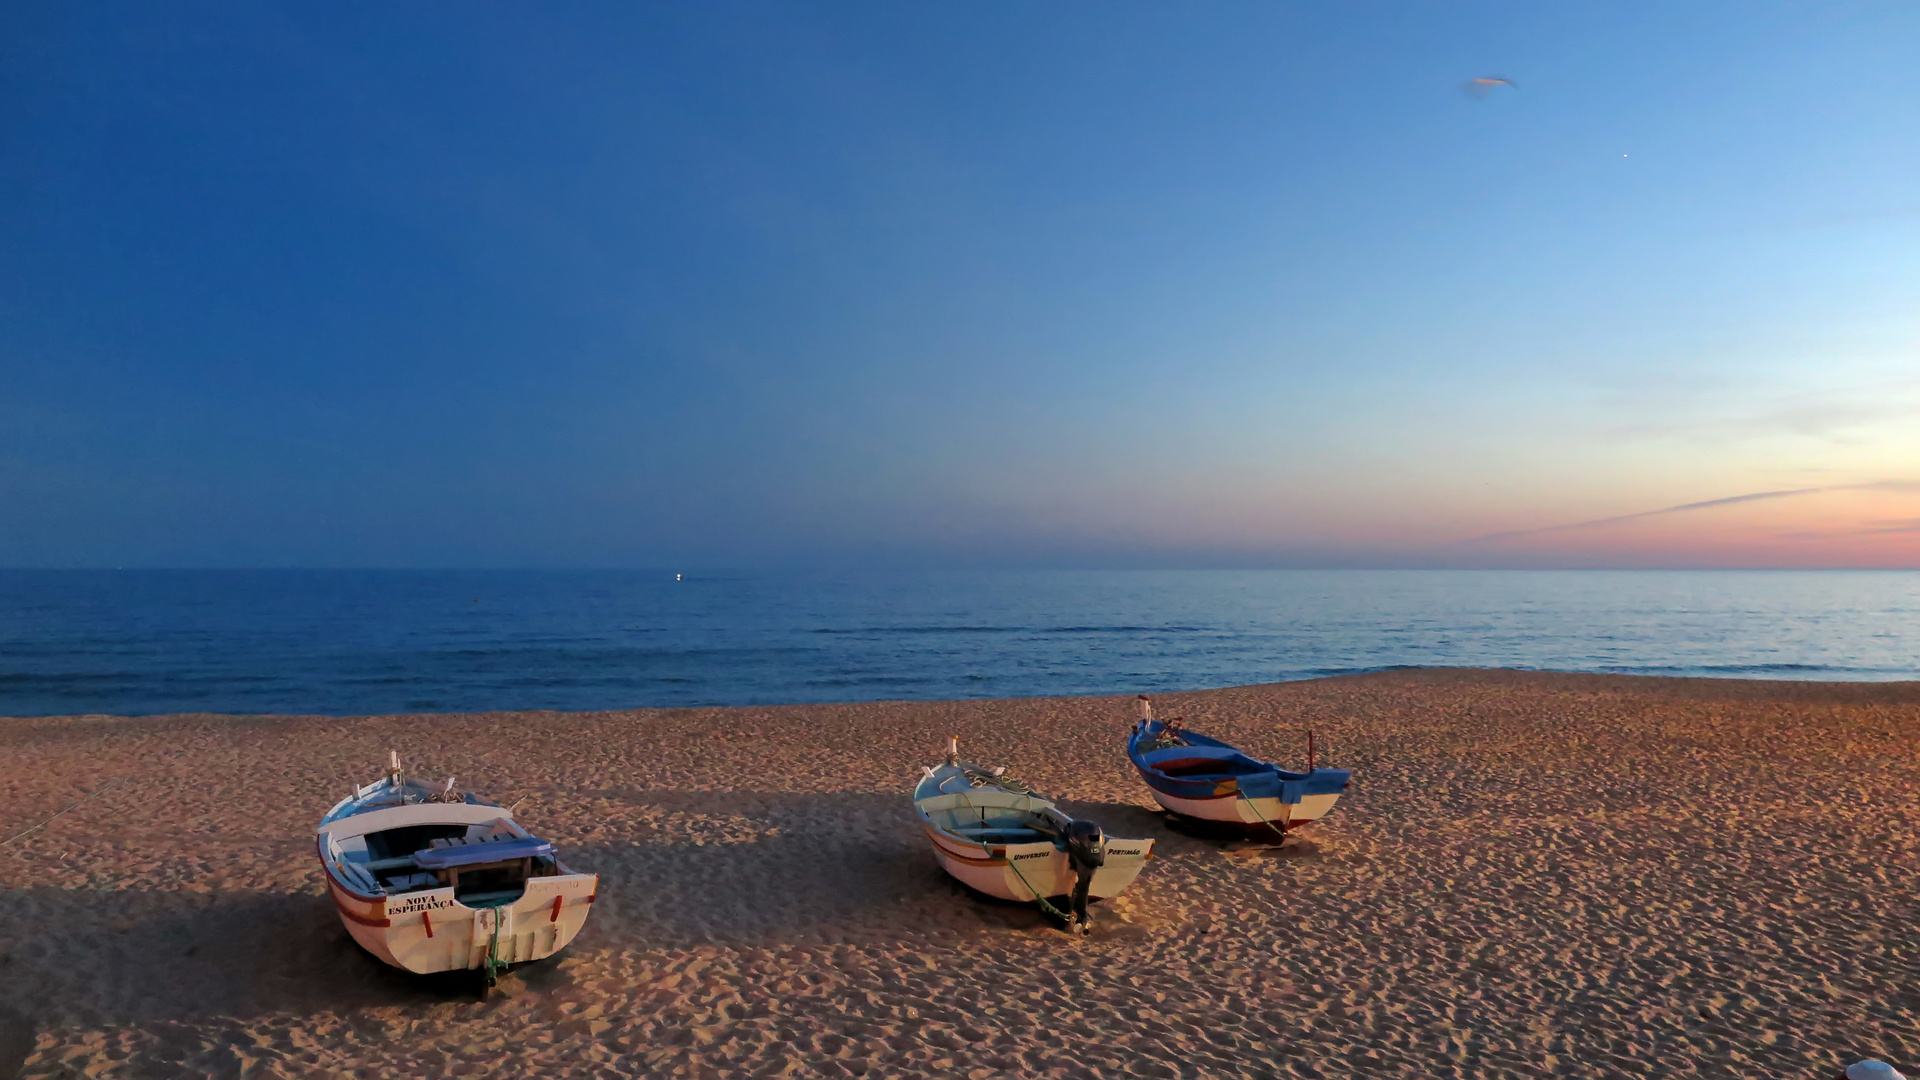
left=1462, top=481, right=1920, bottom=545
left=1775, top=517, right=1920, bottom=541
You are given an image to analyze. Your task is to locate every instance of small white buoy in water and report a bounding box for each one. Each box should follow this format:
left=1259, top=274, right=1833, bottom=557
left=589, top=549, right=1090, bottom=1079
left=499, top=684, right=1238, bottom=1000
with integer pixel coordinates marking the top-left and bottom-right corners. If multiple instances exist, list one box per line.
left=675, top=573, right=682, bottom=581
left=1842, top=1061, right=1907, bottom=1080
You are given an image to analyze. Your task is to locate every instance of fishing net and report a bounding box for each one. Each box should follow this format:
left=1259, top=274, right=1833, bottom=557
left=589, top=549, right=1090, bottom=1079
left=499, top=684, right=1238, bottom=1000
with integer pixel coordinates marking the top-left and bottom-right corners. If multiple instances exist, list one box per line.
left=1140, top=720, right=1191, bottom=753
left=961, top=764, right=1039, bottom=796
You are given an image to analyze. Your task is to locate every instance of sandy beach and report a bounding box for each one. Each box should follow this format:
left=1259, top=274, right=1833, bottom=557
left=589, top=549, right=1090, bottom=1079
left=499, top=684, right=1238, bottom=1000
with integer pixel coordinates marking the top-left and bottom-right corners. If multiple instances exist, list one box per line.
left=1, top=668, right=1915, bottom=1079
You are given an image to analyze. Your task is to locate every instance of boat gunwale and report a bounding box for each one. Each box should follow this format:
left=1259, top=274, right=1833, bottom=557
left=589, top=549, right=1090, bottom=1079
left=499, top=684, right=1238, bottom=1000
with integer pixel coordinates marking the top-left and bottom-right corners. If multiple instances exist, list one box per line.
left=316, top=834, right=386, bottom=901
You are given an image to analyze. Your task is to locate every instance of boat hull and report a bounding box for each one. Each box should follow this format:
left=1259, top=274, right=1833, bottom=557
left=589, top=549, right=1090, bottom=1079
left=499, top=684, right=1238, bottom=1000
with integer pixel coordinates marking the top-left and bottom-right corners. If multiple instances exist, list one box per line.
left=319, top=837, right=597, bottom=974
left=920, top=823, right=1151, bottom=903
left=1144, top=787, right=1342, bottom=830
left=1127, top=720, right=1349, bottom=836
left=315, top=768, right=597, bottom=977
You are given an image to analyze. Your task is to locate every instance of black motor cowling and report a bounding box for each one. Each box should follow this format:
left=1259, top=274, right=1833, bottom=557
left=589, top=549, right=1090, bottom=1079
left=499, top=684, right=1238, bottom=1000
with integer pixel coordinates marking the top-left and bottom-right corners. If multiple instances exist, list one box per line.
left=1064, top=819, right=1106, bottom=870
left=1063, top=819, right=1106, bottom=932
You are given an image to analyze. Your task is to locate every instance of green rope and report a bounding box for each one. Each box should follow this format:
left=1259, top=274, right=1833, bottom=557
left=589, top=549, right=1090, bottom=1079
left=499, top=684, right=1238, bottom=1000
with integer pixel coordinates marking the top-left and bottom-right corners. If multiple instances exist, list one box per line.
left=1006, top=853, right=1073, bottom=925
left=0, top=776, right=129, bottom=848
left=484, top=913, right=507, bottom=986
left=1237, top=789, right=1289, bottom=842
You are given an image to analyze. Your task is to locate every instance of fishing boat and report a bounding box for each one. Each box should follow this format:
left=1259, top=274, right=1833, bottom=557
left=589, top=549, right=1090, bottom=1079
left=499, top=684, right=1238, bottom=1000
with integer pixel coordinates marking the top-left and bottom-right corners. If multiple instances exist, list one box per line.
left=315, top=753, right=596, bottom=996
left=913, top=738, right=1153, bottom=932
left=1127, top=696, right=1350, bottom=838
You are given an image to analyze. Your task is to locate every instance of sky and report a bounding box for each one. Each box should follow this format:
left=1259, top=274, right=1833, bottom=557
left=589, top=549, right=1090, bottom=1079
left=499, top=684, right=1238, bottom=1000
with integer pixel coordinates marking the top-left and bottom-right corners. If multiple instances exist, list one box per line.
left=1, top=2, right=1916, bottom=569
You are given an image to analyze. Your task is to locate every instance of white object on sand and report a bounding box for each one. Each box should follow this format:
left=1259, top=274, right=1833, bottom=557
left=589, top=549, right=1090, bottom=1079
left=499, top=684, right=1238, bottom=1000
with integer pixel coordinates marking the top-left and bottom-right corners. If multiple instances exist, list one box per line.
left=316, top=753, right=597, bottom=994
left=1845, top=1062, right=1906, bottom=1080
left=913, top=739, right=1152, bottom=931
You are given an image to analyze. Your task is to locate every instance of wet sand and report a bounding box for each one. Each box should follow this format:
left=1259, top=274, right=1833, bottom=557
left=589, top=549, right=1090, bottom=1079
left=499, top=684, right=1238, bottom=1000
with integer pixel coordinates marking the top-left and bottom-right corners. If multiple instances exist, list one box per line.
left=1, top=668, right=1916, bottom=1078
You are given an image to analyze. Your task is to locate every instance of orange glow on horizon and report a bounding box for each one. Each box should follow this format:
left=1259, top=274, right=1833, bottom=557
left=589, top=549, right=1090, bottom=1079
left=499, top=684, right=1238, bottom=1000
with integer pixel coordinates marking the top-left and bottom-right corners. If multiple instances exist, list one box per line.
left=1459, top=485, right=1920, bottom=568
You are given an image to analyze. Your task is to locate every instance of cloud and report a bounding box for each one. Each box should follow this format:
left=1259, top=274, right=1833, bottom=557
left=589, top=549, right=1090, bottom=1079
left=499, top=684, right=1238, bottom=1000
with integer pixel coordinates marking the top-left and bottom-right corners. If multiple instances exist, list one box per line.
left=1774, top=517, right=1920, bottom=541
left=1461, top=481, right=1920, bottom=545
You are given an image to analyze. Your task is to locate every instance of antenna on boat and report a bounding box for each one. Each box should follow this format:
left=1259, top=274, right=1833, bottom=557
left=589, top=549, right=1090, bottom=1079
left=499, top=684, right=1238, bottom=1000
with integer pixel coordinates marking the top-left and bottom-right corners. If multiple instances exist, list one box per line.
left=1136, top=695, right=1153, bottom=721
left=387, top=751, right=403, bottom=786
left=945, top=736, right=959, bottom=766
left=1307, top=730, right=1316, bottom=771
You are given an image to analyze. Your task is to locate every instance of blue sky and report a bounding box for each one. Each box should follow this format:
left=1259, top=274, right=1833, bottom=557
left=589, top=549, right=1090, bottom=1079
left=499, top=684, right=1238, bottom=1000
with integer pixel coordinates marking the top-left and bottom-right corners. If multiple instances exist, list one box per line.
left=3, top=2, right=1916, bottom=567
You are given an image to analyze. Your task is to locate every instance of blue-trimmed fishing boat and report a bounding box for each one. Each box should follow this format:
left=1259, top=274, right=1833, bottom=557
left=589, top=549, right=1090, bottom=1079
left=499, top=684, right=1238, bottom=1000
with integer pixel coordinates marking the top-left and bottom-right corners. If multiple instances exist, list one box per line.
left=1126, top=696, right=1350, bottom=838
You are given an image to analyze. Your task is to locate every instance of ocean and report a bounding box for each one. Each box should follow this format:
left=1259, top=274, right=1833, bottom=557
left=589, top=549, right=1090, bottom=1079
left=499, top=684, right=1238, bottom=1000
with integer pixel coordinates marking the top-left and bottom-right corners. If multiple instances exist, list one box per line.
left=1, top=569, right=1915, bottom=717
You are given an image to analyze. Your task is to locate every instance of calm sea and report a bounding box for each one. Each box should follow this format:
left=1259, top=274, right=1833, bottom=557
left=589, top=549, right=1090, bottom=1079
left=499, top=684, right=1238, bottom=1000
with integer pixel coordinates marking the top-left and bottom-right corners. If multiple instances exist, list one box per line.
left=0, top=569, right=1915, bottom=717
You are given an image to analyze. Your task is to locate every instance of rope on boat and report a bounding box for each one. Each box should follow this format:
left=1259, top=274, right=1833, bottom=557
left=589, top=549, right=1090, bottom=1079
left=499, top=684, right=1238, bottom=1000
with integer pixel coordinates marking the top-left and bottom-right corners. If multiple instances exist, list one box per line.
left=1139, top=719, right=1190, bottom=753
left=0, top=776, right=130, bottom=849
left=484, top=912, right=507, bottom=988
left=962, top=765, right=1037, bottom=796
left=1006, top=854, right=1073, bottom=926
left=1237, top=788, right=1289, bottom=843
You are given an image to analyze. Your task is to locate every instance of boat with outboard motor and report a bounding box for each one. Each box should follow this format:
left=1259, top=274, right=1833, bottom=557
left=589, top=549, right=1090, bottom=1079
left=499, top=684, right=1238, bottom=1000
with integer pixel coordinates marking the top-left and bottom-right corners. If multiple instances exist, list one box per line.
left=913, top=738, right=1153, bottom=932
left=1127, top=696, right=1350, bottom=838
left=315, top=753, right=597, bottom=996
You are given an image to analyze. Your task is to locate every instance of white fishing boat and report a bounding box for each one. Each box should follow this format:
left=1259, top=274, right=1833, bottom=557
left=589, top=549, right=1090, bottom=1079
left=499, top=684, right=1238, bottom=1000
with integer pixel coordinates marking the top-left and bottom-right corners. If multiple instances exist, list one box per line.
left=913, top=738, right=1153, bottom=932
left=315, top=753, right=596, bottom=996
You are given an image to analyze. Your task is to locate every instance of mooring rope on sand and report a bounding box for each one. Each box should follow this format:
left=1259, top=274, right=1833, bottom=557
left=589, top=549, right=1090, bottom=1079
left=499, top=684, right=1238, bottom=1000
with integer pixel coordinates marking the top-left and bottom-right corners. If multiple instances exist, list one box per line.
left=1006, top=853, right=1074, bottom=926
left=0, top=775, right=131, bottom=849
left=1237, top=788, right=1289, bottom=843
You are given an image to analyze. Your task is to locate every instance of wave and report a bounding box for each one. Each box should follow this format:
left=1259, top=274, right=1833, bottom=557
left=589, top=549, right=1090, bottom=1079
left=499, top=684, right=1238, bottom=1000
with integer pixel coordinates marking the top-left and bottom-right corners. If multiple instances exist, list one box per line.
left=426, top=645, right=816, bottom=660
left=805, top=675, right=940, bottom=687
left=809, top=624, right=1210, bottom=635
left=1304, top=664, right=1425, bottom=678
left=0, top=672, right=141, bottom=686
left=1598, top=662, right=1870, bottom=675
left=811, top=626, right=1019, bottom=635
left=1045, top=625, right=1209, bottom=634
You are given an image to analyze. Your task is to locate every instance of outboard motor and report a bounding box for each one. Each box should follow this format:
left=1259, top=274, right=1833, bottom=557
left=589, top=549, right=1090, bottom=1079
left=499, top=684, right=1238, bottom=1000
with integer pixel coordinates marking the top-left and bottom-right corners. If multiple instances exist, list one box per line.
left=1063, top=819, right=1107, bottom=933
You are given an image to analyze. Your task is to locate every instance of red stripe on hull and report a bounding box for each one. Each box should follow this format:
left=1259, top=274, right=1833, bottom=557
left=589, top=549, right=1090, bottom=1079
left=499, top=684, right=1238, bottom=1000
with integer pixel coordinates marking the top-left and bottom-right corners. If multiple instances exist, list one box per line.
left=335, top=902, right=391, bottom=928
left=923, top=825, right=1008, bottom=866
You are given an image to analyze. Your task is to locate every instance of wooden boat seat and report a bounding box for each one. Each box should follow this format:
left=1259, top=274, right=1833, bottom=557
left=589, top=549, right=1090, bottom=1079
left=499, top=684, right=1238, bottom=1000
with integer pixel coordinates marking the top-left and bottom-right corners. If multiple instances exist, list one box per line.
left=386, top=872, right=440, bottom=892
left=953, top=826, right=1046, bottom=840
left=414, top=836, right=553, bottom=871
left=335, top=860, right=383, bottom=895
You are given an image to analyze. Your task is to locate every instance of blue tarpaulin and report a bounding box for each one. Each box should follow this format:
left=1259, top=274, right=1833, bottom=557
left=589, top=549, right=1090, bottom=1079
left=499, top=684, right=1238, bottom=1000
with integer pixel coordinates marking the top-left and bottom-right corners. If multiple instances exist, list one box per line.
left=413, top=836, right=553, bottom=870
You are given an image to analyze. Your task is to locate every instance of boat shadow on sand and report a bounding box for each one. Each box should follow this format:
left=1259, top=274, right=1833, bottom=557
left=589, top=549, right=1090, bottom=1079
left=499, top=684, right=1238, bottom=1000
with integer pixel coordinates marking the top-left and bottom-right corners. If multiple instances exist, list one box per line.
left=0, top=789, right=1262, bottom=1033
left=1086, top=800, right=1329, bottom=858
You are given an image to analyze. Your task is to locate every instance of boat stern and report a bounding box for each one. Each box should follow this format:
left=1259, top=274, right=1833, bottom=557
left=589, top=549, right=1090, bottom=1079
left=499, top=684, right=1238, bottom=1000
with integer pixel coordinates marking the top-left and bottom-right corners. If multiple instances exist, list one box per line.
left=375, top=872, right=599, bottom=975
